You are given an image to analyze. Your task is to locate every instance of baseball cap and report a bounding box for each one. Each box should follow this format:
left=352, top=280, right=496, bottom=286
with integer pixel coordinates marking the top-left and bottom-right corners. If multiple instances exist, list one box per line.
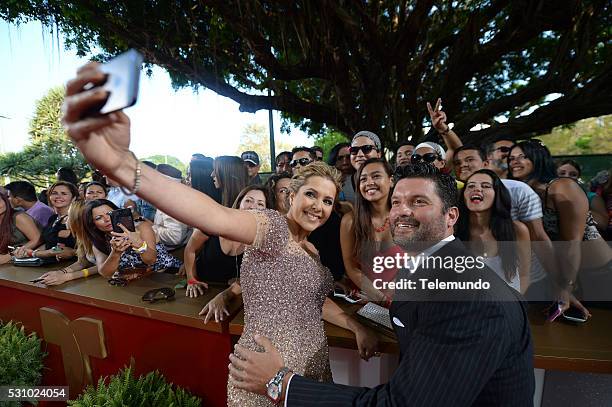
left=241, top=151, right=260, bottom=166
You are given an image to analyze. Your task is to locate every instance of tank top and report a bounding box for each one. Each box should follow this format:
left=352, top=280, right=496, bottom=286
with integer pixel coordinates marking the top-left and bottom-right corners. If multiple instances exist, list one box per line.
left=10, top=212, right=28, bottom=246
left=542, top=179, right=600, bottom=241
left=42, top=214, right=77, bottom=249
left=196, top=235, right=243, bottom=284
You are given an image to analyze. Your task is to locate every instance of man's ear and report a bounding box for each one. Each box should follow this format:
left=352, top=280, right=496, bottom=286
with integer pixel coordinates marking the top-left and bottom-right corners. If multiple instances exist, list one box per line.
left=446, top=206, right=459, bottom=228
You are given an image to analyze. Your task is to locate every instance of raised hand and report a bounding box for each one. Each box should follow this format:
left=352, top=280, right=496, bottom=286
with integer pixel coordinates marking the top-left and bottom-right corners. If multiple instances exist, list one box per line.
left=110, top=223, right=143, bottom=249
left=62, top=62, right=132, bottom=177
left=426, top=98, right=449, bottom=133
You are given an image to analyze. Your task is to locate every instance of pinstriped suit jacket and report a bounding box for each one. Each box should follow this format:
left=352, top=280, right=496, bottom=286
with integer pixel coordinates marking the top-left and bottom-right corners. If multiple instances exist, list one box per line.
left=287, top=239, right=534, bottom=406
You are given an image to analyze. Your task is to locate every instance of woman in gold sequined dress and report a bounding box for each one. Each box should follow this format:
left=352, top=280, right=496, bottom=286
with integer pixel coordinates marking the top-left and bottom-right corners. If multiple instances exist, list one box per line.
left=61, top=65, right=378, bottom=407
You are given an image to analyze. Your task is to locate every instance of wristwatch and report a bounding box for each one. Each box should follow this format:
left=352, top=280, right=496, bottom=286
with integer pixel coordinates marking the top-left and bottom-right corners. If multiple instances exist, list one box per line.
left=266, top=367, right=290, bottom=404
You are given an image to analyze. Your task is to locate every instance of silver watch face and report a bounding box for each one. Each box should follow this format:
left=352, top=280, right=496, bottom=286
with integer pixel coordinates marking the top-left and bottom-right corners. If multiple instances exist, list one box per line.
left=267, top=382, right=280, bottom=400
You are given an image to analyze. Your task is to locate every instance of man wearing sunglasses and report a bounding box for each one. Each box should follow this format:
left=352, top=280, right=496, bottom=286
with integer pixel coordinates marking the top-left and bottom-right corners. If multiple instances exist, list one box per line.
left=349, top=130, right=382, bottom=171
left=485, top=139, right=514, bottom=179
left=289, top=147, right=316, bottom=174
left=411, top=142, right=446, bottom=170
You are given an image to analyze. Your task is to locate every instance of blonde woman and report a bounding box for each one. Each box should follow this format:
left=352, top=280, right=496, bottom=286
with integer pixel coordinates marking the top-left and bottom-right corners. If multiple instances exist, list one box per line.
left=40, top=200, right=99, bottom=285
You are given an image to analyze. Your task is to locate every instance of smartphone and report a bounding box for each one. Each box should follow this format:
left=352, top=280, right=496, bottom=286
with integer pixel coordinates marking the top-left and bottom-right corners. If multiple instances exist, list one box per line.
left=333, top=289, right=364, bottom=304
left=87, top=49, right=143, bottom=115
left=562, top=306, right=588, bottom=323
left=109, top=208, right=136, bottom=233
left=546, top=302, right=563, bottom=322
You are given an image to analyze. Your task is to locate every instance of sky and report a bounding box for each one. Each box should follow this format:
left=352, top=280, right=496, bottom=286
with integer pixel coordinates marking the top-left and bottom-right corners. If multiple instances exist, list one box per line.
left=0, top=21, right=310, bottom=164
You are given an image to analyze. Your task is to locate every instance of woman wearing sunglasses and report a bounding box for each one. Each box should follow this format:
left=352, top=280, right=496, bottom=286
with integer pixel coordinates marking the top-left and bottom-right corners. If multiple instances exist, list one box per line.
left=349, top=131, right=382, bottom=171
left=509, top=141, right=611, bottom=314
left=340, top=158, right=394, bottom=303
left=63, top=62, right=379, bottom=407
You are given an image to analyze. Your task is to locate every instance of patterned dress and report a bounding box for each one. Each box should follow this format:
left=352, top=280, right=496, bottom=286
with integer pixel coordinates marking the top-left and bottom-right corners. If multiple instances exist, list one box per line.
left=227, top=209, right=334, bottom=407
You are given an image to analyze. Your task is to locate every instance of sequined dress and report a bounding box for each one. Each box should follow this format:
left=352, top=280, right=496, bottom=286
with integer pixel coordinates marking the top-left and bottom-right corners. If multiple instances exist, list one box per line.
left=227, top=209, right=334, bottom=406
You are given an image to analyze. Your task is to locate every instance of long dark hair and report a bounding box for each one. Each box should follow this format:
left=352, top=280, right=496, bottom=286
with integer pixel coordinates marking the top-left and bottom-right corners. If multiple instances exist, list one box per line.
left=214, top=156, right=249, bottom=207
left=83, top=199, right=119, bottom=256
left=457, top=169, right=517, bottom=282
left=508, top=140, right=556, bottom=183
left=352, top=158, right=393, bottom=259
left=0, top=193, right=16, bottom=254
left=189, top=158, right=221, bottom=203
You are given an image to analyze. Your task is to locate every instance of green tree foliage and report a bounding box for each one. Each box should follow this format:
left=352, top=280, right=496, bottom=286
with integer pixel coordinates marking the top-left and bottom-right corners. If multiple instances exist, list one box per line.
left=0, top=86, right=89, bottom=188
left=141, top=155, right=188, bottom=176
left=236, top=123, right=293, bottom=172
left=537, top=115, right=612, bottom=155
left=2, top=1, right=610, bottom=150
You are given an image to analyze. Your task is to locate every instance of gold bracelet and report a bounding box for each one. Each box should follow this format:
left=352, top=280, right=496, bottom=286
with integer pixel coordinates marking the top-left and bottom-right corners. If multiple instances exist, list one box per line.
left=82, top=268, right=90, bottom=277
left=120, top=151, right=142, bottom=195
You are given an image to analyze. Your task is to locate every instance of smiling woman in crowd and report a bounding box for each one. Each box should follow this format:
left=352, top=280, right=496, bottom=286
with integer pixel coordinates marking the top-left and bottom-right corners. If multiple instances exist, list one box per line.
left=457, top=169, right=531, bottom=293
left=340, top=158, right=394, bottom=303
left=13, top=181, right=78, bottom=261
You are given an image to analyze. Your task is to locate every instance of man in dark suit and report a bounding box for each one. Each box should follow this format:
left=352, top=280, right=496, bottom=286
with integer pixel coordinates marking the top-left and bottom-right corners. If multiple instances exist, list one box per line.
left=229, top=163, right=535, bottom=406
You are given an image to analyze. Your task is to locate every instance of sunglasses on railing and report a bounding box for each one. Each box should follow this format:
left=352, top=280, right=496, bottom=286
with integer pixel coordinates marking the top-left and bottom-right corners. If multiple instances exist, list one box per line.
left=290, top=158, right=313, bottom=168
left=142, top=287, right=176, bottom=303
left=349, top=145, right=378, bottom=155
left=411, top=153, right=440, bottom=163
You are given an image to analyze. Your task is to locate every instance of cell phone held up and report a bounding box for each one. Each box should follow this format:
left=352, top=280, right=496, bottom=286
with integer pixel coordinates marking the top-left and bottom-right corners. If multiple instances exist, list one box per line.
left=109, top=208, right=136, bottom=233
left=84, top=49, right=143, bottom=116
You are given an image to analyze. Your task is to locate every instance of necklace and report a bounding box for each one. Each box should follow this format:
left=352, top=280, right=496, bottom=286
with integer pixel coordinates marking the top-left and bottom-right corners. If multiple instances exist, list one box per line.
left=374, top=217, right=390, bottom=233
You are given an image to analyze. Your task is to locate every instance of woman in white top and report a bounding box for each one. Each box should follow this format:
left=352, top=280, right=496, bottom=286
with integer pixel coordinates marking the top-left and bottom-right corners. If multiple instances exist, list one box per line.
left=456, top=169, right=531, bottom=293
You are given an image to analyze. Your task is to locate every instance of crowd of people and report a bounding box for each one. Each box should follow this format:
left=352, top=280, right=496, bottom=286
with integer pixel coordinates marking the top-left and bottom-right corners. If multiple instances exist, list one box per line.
left=1, top=97, right=611, bottom=310
left=0, top=67, right=610, bottom=405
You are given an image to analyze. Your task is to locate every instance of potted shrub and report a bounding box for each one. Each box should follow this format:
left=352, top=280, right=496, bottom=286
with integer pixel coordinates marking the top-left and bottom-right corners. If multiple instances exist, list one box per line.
left=68, top=366, right=201, bottom=406
left=0, top=321, right=46, bottom=406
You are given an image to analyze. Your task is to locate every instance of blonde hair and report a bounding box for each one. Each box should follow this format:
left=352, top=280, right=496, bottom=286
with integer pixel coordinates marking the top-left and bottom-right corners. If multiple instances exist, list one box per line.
left=67, top=200, right=93, bottom=261
left=289, top=161, right=343, bottom=198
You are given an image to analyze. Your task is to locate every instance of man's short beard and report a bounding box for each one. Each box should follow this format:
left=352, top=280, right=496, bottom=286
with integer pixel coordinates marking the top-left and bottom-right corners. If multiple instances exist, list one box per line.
left=392, top=214, right=448, bottom=253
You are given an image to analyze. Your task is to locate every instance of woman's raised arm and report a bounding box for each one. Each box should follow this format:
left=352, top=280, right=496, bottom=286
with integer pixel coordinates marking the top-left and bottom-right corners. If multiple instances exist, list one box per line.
left=63, top=63, right=257, bottom=245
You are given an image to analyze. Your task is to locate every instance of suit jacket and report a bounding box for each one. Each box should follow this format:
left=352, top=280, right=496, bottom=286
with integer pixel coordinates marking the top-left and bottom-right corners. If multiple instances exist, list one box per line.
left=287, top=238, right=534, bottom=406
